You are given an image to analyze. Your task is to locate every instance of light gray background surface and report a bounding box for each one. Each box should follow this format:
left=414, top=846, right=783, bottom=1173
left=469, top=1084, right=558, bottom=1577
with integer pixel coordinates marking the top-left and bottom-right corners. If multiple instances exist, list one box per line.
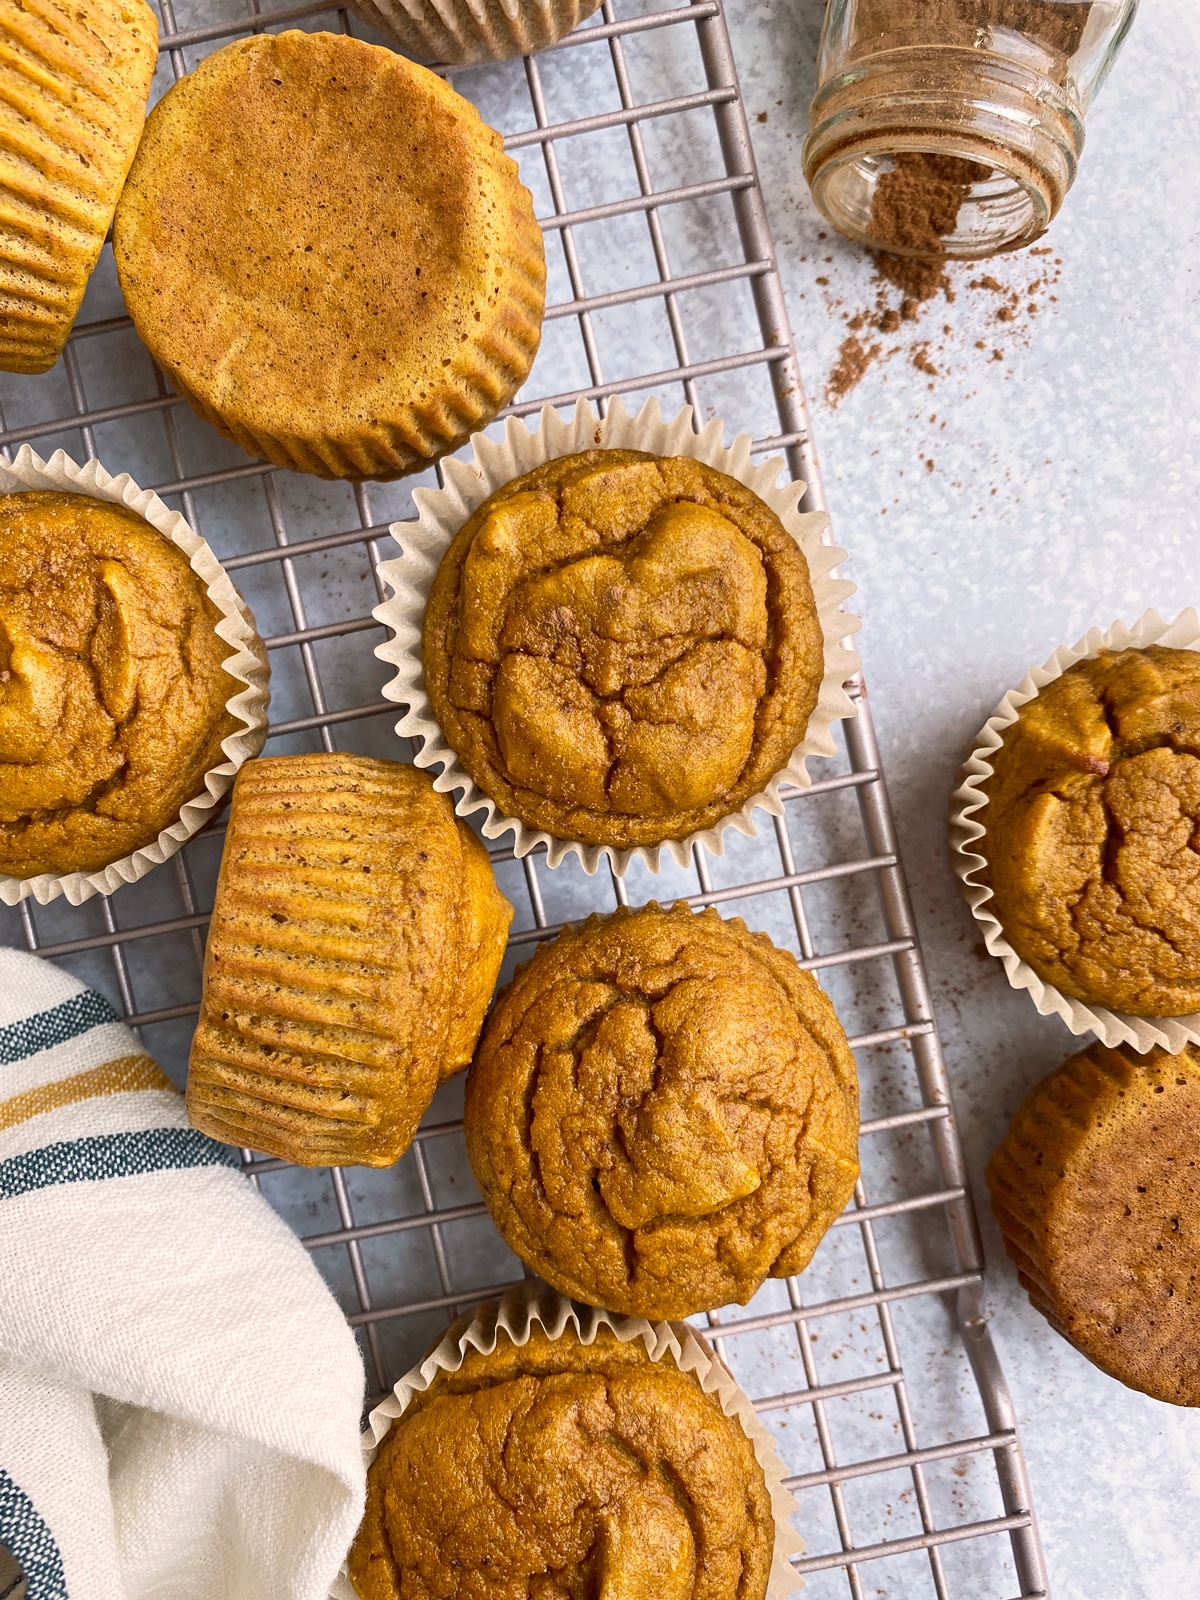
left=734, top=1, right=1200, bottom=1594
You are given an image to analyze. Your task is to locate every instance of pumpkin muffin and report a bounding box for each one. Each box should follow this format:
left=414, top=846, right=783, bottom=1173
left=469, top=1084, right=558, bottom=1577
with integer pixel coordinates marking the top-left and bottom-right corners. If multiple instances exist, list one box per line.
left=187, top=754, right=512, bottom=1167
left=112, top=31, right=545, bottom=481
left=987, top=1039, right=1200, bottom=1406
left=978, top=646, right=1200, bottom=1016
left=464, top=901, right=860, bottom=1317
left=0, top=0, right=157, bottom=374
left=351, top=0, right=600, bottom=65
left=0, top=491, right=243, bottom=879
left=347, top=1315, right=775, bottom=1600
left=423, top=449, right=826, bottom=850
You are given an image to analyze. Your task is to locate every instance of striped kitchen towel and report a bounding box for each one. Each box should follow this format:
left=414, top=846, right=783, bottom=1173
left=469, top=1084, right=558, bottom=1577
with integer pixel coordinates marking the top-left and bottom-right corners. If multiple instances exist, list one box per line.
left=0, top=948, right=366, bottom=1600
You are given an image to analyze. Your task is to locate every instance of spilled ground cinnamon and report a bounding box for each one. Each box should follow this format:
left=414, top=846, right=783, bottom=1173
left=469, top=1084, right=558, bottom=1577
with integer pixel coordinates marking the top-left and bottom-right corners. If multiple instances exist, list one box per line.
left=870, top=152, right=992, bottom=305
left=872, top=153, right=992, bottom=262
left=818, top=0, right=1088, bottom=404
left=821, top=242, right=1064, bottom=406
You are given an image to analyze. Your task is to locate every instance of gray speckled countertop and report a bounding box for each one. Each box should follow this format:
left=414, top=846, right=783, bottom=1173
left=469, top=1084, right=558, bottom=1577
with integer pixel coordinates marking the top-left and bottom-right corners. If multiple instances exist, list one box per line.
left=732, top=2, right=1200, bottom=1594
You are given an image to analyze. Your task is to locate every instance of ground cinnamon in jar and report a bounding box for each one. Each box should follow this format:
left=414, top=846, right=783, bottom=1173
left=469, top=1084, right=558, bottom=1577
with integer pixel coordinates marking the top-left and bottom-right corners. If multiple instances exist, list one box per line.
left=851, top=0, right=1094, bottom=67
left=870, top=153, right=993, bottom=299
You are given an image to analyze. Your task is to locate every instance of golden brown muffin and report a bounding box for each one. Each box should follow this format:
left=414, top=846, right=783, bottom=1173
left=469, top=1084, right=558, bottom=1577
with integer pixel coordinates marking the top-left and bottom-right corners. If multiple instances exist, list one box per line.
left=978, top=646, right=1200, bottom=1016
left=187, top=754, right=513, bottom=1167
left=0, top=0, right=157, bottom=373
left=424, top=450, right=826, bottom=850
left=464, top=902, right=859, bottom=1317
left=987, top=1039, right=1200, bottom=1406
left=0, top=491, right=242, bottom=879
left=347, top=1317, right=775, bottom=1600
left=350, top=0, right=598, bottom=65
left=112, top=31, right=546, bottom=481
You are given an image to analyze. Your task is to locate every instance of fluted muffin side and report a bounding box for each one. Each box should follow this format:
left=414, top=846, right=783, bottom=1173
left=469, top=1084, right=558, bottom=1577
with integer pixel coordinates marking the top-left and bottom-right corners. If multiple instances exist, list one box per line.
left=987, top=1039, right=1200, bottom=1406
left=187, top=754, right=512, bottom=1166
left=0, top=0, right=157, bottom=373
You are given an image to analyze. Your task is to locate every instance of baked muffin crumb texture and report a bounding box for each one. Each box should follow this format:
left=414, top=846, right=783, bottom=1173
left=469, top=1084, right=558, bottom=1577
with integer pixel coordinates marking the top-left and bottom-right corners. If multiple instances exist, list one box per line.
left=423, top=449, right=825, bottom=849
left=348, top=1323, right=775, bottom=1600
left=113, top=31, right=545, bottom=480
left=464, top=900, right=860, bottom=1318
left=980, top=646, right=1200, bottom=1016
left=0, top=490, right=240, bottom=878
left=988, top=1039, right=1200, bottom=1406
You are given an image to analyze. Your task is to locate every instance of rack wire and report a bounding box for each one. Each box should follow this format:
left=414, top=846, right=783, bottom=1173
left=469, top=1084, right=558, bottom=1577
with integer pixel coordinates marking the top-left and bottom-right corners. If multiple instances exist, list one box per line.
left=0, top=0, right=1049, bottom=1594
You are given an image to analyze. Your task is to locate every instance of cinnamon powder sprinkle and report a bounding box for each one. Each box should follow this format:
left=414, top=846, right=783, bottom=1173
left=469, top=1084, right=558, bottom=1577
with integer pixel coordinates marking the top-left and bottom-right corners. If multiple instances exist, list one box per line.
left=826, top=333, right=883, bottom=404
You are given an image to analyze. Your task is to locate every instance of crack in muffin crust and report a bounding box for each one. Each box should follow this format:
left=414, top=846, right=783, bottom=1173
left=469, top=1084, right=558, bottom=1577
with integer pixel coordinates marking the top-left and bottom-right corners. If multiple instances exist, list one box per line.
left=0, top=490, right=240, bottom=878
left=347, top=1324, right=775, bottom=1600
left=422, top=450, right=825, bottom=849
left=464, top=902, right=860, bottom=1318
left=980, top=647, right=1200, bottom=1015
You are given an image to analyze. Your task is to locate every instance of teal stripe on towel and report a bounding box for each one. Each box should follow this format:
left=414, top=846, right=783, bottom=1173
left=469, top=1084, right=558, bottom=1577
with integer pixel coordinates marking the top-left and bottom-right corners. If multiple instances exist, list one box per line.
left=0, top=1468, right=67, bottom=1600
left=0, top=989, right=119, bottom=1065
left=0, top=1129, right=241, bottom=1199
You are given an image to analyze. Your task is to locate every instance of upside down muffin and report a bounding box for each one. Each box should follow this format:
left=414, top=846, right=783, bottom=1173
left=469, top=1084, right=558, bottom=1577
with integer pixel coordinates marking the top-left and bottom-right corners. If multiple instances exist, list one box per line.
left=347, top=1315, right=776, bottom=1600
left=0, top=0, right=158, bottom=373
left=112, top=31, right=545, bottom=480
left=186, top=754, right=512, bottom=1166
left=464, top=901, right=860, bottom=1317
left=423, top=449, right=827, bottom=850
left=0, top=491, right=242, bottom=879
left=987, top=1039, right=1200, bottom=1406
left=350, top=0, right=600, bottom=65
left=978, top=646, right=1200, bottom=1016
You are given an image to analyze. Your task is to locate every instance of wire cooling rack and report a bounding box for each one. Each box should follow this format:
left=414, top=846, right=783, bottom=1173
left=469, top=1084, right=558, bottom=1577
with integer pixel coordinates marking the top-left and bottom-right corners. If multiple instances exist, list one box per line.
left=0, top=0, right=1049, bottom=1595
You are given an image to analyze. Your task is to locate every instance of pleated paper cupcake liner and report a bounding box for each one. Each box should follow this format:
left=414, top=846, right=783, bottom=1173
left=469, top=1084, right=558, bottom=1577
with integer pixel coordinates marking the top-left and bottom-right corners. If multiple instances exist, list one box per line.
left=0, top=446, right=271, bottom=907
left=331, top=1278, right=804, bottom=1600
left=372, top=395, right=861, bottom=877
left=350, top=0, right=600, bottom=65
left=949, top=607, right=1200, bottom=1053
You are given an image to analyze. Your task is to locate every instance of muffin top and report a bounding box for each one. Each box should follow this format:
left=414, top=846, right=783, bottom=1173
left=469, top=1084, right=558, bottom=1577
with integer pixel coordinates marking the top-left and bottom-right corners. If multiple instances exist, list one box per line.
left=187, top=754, right=512, bottom=1168
left=423, top=450, right=825, bottom=849
left=987, top=1039, right=1200, bottom=1406
left=981, top=646, right=1200, bottom=1016
left=112, top=31, right=545, bottom=480
left=0, top=491, right=239, bottom=878
left=348, top=1321, right=775, bottom=1600
left=464, top=902, right=860, bottom=1317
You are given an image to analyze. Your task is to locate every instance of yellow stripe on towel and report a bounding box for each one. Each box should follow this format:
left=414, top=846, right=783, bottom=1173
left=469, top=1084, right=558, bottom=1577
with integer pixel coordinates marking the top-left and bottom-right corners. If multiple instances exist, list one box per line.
left=0, top=1055, right=174, bottom=1132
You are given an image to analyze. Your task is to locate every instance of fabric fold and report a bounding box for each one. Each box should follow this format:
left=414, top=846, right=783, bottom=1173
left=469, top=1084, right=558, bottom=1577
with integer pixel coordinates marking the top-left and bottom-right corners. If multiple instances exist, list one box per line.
left=0, top=948, right=366, bottom=1600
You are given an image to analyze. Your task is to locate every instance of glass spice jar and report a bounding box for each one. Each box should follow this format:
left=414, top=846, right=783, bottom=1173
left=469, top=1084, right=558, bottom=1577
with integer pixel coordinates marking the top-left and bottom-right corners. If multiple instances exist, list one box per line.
left=803, top=0, right=1138, bottom=260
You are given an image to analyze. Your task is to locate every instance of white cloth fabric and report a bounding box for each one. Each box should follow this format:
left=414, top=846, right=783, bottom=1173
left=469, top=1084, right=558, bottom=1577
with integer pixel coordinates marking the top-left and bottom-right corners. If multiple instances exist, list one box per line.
left=0, top=948, right=366, bottom=1600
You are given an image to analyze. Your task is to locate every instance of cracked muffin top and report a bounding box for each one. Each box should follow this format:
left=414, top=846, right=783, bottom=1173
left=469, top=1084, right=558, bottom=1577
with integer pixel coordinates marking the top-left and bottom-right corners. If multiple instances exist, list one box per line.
left=987, top=1039, right=1200, bottom=1405
left=347, top=1320, right=775, bottom=1600
left=463, top=902, right=860, bottom=1318
left=979, top=646, right=1200, bottom=1016
left=0, top=491, right=240, bottom=879
left=422, top=450, right=825, bottom=849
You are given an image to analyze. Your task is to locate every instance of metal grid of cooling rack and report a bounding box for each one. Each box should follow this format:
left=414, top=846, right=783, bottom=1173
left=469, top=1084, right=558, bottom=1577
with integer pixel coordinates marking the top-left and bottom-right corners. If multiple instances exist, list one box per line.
left=0, top=0, right=1048, bottom=1594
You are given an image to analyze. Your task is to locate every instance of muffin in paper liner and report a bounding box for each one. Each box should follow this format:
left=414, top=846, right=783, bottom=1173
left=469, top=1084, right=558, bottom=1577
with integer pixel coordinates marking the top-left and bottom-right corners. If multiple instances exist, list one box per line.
left=372, top=395, right=861, bottom=876
left=949, top=607, right=1200, bottom=1053
left=0, top=446, right=271, bottom=908
left=350, top=0, right=600, bottom=65
left=331, top=1278, right=805, bottom=1600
